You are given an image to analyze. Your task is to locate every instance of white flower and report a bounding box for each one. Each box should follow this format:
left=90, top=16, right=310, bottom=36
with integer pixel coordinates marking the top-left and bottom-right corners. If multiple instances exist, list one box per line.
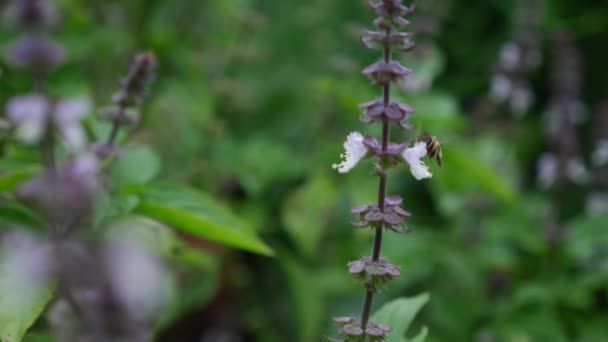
left=54, top=97, right=90, bottom=150
left=401, top=142, right=432, bottom=180
left=490, top=74, right=511, bottom=102
left=586, top=192, right=608, bottom=216
left=6, top=94, right=50, bottom=144
left=5, top=94, right=89, bottom=150
left=592, top=139, right=608, bottom=167
left=537, top=153, right=558, bottom=188
left=566, top=157, right=590, bottom=185
left=332, top=132, right=368, bottom=173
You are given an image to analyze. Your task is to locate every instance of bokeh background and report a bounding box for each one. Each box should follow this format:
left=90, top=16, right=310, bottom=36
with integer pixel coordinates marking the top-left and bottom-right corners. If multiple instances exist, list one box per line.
left=2, top=0, right=608, bottom=341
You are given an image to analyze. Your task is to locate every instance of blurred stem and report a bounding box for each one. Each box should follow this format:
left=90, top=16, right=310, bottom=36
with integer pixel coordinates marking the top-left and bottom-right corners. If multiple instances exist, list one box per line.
left=41, top=130, right=56, bottom=172
left=35, top=74, right=56, bottom=173
left=106, top=106, right=126, bottom=146
left=106, top=121, right=120, bottom=145
left=360, top=27, right=392, bottom=331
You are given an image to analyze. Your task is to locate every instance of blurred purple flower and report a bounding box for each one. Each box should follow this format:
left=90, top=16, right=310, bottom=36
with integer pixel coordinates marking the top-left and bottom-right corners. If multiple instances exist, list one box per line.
left=5, top=35, right=65, bottom=73
left=55, top=97, right=90, bottom=149
left=592, top=139, right=608, bottom=167
left=2, top=0, right=59, bottom=28
left=6, top=93, right=50, bottom=143
left=103, top=242, right=171, bottom=322
left=17, top=154, right=99, bottom=236
left=537, top=153, right=558, bottom=189
left=6, top=94, right=90, bottom=149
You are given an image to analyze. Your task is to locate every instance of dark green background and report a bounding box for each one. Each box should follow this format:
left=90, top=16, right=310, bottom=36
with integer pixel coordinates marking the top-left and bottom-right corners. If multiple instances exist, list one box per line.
left=2, top=0, right=608, bottom=341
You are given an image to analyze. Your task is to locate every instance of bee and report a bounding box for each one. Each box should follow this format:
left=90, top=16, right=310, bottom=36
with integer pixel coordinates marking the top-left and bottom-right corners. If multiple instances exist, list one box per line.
left=416, top=132, right=442, bottom=167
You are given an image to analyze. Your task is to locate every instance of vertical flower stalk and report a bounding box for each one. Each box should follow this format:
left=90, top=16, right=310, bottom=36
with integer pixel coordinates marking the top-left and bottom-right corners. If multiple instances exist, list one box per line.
left=331, top=1, right=436, bottom=341
left=93, top=52, right=157, bottom=159
left=489, top=0, right=544, bottom=117
left=536, top=29, right=588, bottom=190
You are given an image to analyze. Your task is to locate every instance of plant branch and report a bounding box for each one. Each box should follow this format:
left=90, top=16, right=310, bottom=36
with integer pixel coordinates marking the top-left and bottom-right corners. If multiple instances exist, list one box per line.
left=359, top=26, right=393, bottom=331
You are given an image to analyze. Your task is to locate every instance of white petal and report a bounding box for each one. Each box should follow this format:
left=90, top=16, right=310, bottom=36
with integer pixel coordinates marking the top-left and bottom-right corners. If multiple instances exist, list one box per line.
left=537, top=153, right=558, bottom=189
left=586, top=192, right=608, bottom=216
left=15, top=119, right=45, bottom=144
left=54, top=97, right=90, bottom=122
left=59, top=123, right=87, bottom=150
left=54, top=97, right=90, bottom=150
left=402, top=142, right=432, bottom=180
left=6, top=94, right=50, bottom=144
left=566, top=157, right=589, bottom=184
left=490, top=74, right=511, bottom=101
left=592, top=139, right=608, bottom=167
left=332, top=132, right=368, bottom=173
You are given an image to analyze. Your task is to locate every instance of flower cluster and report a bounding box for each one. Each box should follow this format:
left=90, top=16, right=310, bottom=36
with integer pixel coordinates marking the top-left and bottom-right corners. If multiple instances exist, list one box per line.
left=536, top=29, right=589, bottom=189
left=7, top=95, right=89, bottom=149
left=3, top=0, right=64, bottom=75
left=349, top=256, right=401, bottom=291
left=331, top=0, right=437, bottom=340
left=332, top=133, right=431, bottom=180
left=330, top=316, right=393, bottom=342
left=490, top=0, right=544, bottom=116
left=351, top=195, right=411, bottom=233
left=1, top=2, right=162, bottom=340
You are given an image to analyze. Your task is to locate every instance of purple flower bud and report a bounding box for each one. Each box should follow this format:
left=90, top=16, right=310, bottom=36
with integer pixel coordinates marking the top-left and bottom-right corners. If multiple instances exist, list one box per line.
left=112, top=52, right=157, bottom=107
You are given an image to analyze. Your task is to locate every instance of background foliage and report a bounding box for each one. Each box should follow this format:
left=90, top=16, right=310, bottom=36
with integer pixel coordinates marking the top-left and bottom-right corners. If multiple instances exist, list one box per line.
left=1, top=0, right=608, bottom=341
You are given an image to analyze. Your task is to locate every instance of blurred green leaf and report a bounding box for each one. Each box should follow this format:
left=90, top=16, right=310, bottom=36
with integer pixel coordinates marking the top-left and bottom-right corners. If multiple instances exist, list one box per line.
left=93, top=193, right=140, bottom=228
left=440, top=144, right=517, bottom=203
left=280, top=256, right=323, bottom=342
left=0, top=203, right=42, bottom=229
left=22, top=332, right=54, bottom=342
left=372, top=293, right=430, bottom=342
left=408, top=326, right=429, bottom=342
left=567, top=212, right=608, bottom=272
left=0, top=167, right=39, bottom=193
left=128, top=183, right=274, bottom=256
left=213, top=136, right=307, bottom=196
left=0, top=268, right=55, bottom=342
left=103, top=214, right=217, bottom=270
left=282, top=173, right=336, bottom=258
left=110, top=145, right=161, bottom=185
left=400, top=43, right=445, bottom=91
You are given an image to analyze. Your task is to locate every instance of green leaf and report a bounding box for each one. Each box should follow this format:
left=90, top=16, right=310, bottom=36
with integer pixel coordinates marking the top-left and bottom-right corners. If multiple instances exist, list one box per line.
left=282, top=173, right=336, bottom=258
left=0, top=167, right=39, bottom=193
left=408, top=326, right=429, bottom=342
left=440, top=145, right=516, bottom=203
left=128, top=184, right=274, bottom=256
left=567, top=212, right=608, bottom=271
left=0, top=267, right=55, bottom=342
left=22, top=332, right=54, bottom=342
left=0, top=203, right=42, bottom=230
left=212, top=136, right=307, bottom=196
left=280, top=256, right=323, bottom=342
left=372, top=293, right=430, bottom=342
left=103, top=214, right=217, bottom=271
left=110, top=145, right=161, bottom=185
